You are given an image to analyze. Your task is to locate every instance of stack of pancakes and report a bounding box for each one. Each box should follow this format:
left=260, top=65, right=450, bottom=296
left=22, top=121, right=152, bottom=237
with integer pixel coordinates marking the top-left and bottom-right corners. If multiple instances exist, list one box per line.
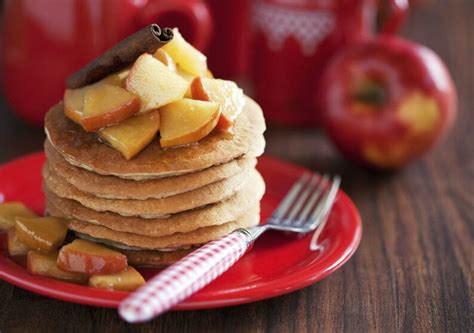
left=42, top=96, right=266, bottom=266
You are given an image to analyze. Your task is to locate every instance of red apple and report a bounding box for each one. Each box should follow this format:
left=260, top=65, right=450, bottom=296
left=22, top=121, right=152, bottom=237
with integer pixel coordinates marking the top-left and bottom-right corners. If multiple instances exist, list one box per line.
left=318, top=36, right=457, bottom=169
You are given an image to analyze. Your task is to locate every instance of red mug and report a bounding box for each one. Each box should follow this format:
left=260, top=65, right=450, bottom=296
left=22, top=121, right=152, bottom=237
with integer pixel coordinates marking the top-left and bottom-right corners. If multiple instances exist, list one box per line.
left=1, top=0, right=213, bottom=126
left=251, top=0, right=409, bottom=126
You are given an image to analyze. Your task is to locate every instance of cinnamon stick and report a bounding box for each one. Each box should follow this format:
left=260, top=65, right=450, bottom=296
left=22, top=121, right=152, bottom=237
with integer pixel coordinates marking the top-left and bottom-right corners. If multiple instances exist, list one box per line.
left=66, top=24, right=173, bottom=89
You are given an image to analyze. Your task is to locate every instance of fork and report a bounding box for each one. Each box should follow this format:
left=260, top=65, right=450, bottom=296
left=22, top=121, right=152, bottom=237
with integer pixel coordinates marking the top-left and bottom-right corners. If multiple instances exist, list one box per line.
left=119, top=172, right=341, bottom=323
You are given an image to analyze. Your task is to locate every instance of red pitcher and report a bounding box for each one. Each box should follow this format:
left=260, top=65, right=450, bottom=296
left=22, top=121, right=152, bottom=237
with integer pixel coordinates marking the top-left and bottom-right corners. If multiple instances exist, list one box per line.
left=251, top=0, right=408, bottom=126
left=1, top=0, right=213, bottom=126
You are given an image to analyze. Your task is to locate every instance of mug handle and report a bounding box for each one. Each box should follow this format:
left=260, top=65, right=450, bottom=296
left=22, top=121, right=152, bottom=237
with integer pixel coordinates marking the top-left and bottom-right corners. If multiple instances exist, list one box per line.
left=379, top=0, right=409, bottom=34
left=137, top=0, right=213, bottom=51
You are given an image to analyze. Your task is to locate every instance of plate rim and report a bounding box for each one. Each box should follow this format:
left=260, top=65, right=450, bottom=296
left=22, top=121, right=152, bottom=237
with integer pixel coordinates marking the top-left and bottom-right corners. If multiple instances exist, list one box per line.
left=0, top=152, right=362, bottom=310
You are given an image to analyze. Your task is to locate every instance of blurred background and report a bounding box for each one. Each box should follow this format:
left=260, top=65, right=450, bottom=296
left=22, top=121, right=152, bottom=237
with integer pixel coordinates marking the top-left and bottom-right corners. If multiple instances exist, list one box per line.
left=0, top=0, right=470, bottom=173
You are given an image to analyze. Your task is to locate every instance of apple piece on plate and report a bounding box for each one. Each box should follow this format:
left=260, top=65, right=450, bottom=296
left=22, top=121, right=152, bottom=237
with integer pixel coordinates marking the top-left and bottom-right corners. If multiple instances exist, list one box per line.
left=125, top=53, right=188, bottom=113
left=15, top=216, right=68, bottom=252
left=101, top=69, right=130, bottom=87
left=162, top=28, right=207, bottom=76
left=7, top=228, right=30, bottom=256
left=89, top=266, right=146, bottom=291
left=191, top=77, right=245, bottom=130
left=57, top=239, right=128, bottom=275
left=159, top=98, right=220, bottom=148
left=98, top=110, right=160, bottom=160
left=0, top=202, right=37, bottom=231
left=81, top=84, right=141, bottom=131
left=27, top=250, right=88, bottom=283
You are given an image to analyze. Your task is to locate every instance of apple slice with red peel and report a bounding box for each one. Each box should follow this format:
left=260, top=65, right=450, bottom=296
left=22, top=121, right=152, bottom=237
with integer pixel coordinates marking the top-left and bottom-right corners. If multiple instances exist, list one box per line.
left=191, top=77, right=245, bottom=130
left=64, top=69, right=131, bottom=126
left=15, top=217, right=68, bottom=252
left=98, top=110, right=160, bottom=160
left=89, top=266, right=146, bottom=291
left=57, top=239, right=128, bottom=275
left=159, top=98, right=220, bottom=148
left=81, top=84, right=141, bottom=131
left=27, top=250, right=88, bottom=283
left=162, top=28, right=207, bottom=76
left=0, top=202, right=37, bottom=231
left=7, top=228, right=30, bottom=256
left=125, top=53, right=188, bottom=113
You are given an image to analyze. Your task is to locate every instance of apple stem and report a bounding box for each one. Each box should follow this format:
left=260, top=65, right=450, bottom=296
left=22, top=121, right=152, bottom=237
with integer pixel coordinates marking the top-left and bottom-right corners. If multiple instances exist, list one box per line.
left=353, top=84, right=386, bottom=106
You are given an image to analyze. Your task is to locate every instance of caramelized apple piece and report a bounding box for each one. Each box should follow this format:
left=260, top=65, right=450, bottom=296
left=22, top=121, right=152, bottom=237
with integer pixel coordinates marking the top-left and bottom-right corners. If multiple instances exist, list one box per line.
left=162, top=28, right=207, bottom=76
left=7, top=228, right=30, bottom=256
left=98, top=110, right=160, bottom=160
left=159, top=98, right=220, bottom=148
left=27, top=250, right=87, bottom=283
left=153, top=49, right=177, bottom=72
left=57, top=239, right=128, bottom=275
left=0, top=202, right=37, bottom=231
left=82, top=84, right=141, bottom=131
left=64, top=88, right=85, bottom=125
left=64, top=70, right=130, bottom=125
left=89, top=266, right=145, bottom=291
left=15, top=216, right=68, bottom=252
left=125, top=53, right=188, bottom=113
left=191, top=77, right=245, bottom=130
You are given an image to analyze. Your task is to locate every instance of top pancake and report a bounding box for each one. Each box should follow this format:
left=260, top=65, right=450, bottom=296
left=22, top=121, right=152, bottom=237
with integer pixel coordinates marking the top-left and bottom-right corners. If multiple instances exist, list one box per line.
left=45, top=96, right=266, bottom=179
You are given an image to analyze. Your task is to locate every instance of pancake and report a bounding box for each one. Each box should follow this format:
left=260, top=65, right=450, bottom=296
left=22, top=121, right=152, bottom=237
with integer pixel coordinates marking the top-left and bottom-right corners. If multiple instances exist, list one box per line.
left=43, top=164, right=256, bottom=218
left=45, top=96, right=266, bottom=180
left=65, top=206, right=260, bottom=250
left=44, top=170, right=265, bottom=237
left=45, top=140, right=256, bottom=200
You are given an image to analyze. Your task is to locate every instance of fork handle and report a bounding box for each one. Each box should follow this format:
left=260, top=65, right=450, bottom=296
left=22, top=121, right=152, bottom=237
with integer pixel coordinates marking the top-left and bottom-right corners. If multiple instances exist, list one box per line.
left=119, top=230, right=253, bottom=323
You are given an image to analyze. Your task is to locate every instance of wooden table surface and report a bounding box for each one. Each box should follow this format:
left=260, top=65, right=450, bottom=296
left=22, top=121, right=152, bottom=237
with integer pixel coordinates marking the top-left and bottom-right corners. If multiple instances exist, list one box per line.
left=0, top=1, right=472, bottom=332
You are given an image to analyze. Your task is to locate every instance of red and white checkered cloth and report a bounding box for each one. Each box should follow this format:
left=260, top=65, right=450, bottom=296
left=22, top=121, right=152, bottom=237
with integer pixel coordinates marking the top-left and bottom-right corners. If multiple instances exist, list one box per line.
left=119, top=231, right=251, bottom=323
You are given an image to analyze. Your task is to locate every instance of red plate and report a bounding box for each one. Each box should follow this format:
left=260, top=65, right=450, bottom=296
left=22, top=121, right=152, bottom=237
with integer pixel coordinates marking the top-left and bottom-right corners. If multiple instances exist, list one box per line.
left=0, top=153, right=362, bottom=309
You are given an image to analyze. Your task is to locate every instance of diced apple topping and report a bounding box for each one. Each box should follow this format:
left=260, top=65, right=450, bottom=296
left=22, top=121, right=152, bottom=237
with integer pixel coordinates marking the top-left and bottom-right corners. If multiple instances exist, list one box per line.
left=153, top=49, right=177, bottom=72
left=27, top=250, right=88, bottom=283
left=81, top=84, right=141, bottom=131
left=99, top=110, right=160, bottom=160
left=191, top=77, right=245, bottom=130
left=64, top=88, right=86, bottom=125
left=89, top=266, right=146, bottom=291
left=57, top=239, right=128, bottom=275
left=162, top=28, right=207, bottom=76
left=0, top=202, right=37, bottom=231
left=125, top=53, right=188, bottom=113
left=7, top=228, right=30, bottom=256
left=159, top=98, right=220, bottom=148
left=15, top=216, right=68, bottom=252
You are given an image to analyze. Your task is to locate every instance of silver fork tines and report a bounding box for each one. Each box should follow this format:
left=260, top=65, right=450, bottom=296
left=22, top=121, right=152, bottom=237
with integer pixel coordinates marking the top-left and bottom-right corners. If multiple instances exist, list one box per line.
left=262, top=173, right=340, bottom=234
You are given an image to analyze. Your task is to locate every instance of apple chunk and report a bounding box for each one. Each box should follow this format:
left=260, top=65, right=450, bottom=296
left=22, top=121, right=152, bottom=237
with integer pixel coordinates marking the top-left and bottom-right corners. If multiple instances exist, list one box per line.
left=57, top=239, right=128, bottom=275
left=0, top=202, right=37, bottom=231
left=162, top=28, right=207, bottom=76
left=15, top=216, right=68, bottom=252
left=82, top=84, right=141, bottom=131
left=27, top=250, right=88, bottom=283
left=7, top=228, right=30, bottom=256
left=89, top=266, right=146, bottom=291
left=153, top=49, right=177, bottom=72
left=159, top=98, right=220, bottom=148
left=125, top=53, right=188, bottom=113
left=98, top=110, right=160, bottom=160
left=191, top=77, right=245, bottom=130
left=64, top=69, right=131, bottom=126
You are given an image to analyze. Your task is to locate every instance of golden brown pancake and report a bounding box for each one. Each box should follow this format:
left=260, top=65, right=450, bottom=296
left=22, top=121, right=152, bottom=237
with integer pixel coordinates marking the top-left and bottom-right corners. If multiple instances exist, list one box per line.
left=44, top=96, right=266, bottom=179
left=44, top=170, right=265, bottom=236
left=65, top=206, right=260, bottom=250
left=43, top=164, right=256, bottom=218
left=45, top=140, right=256, bottom=200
